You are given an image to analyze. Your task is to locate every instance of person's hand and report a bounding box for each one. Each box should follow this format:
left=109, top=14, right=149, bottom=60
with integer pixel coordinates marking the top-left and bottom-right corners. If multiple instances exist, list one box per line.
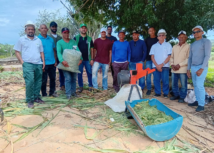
left=78, top=60, right=82, bottom=66
left=62, top=61, right=69, bottom=67
left=187, top=70, right=191, bottom=79
left=156, top=64, right=163, bottom=72
left=54, top=62, right=57, bottom=67
left=196, top=68, right=204, bottom=76
left=174, top=64, right=180, bottom=71
left=171, top=65, right=175, bottom=70
left=90, top=60, right=94, bottom=66
left=43, top=63, right=45, bottom=72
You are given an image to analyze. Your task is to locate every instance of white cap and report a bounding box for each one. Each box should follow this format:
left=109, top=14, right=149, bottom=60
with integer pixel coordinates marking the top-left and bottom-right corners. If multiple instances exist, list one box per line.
left=192, top=25, right=203, bottom=31
left=178, top=30, right=186, bottom=36
left=100, top=27, right=107, bottom=33
left=25, top=20, right=35, bottom=27
left=157, top=29, right=167, bottom=35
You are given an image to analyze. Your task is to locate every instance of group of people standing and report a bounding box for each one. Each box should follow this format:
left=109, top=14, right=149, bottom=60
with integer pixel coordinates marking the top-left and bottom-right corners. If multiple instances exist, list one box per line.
left=14, top=20, right=211, bottom=112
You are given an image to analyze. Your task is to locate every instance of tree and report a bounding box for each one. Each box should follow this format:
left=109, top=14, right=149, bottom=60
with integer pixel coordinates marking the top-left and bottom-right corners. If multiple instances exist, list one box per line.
left=68, top=0, right=214, bottom=40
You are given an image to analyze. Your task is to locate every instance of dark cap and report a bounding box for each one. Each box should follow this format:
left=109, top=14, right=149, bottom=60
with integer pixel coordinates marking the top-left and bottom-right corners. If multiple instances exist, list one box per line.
left=61, top=27, right=70, bottom=33
left=118, top=30, right=125, bottom=35
left=132, top=30, right=139, bottom=34
left=50, top=21, right=57, bottom=27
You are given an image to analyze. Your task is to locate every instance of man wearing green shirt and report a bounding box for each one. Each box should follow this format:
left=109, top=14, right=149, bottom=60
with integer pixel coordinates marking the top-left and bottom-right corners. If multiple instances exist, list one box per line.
left=57, top=27, right=82, bottom=99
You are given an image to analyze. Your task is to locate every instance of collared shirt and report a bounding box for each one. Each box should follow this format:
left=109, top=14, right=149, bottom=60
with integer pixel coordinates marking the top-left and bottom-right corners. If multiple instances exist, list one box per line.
left=170, top=42, right=190, bottom=73
left=13, top=35, right=43, bottom=64
left=38, top=34, right=55, bottom=65
left=187, top=38, right=211, bottom=70
left=149, top=41, right=172, bottom=68
left=129, top=39, right=147, bottom=62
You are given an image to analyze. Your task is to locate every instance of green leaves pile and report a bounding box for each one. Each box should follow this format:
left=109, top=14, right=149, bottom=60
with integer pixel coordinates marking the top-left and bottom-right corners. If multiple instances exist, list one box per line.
left=133, top=101, right=173, bottom=126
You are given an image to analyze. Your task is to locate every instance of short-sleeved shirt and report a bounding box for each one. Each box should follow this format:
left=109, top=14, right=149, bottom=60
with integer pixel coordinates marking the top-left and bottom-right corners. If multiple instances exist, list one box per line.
left=94, top=38, right=112, bottom=64
left=74, top=36, right=94, bottom=61
left=13, top=35, right=43, bottom=64
left=145, top=37, right=158, bottom=61
left=106, top=35, right=117, bottom=42
left=38, top=34, right=55, bottom=65
left=149, top=41, right=172, bottom=68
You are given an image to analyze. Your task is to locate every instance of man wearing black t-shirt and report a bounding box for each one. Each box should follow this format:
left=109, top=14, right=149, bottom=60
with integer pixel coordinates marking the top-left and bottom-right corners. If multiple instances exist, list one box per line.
left=106, top=26, right=117, bottom=77
left=144, top=27, right=158, bottom=95
left=74, top=23, right=94, bottom=93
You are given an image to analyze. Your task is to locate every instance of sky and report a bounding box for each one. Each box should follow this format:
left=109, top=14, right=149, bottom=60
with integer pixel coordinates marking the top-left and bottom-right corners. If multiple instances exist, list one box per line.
left=0, top=0, right=67, bottom=44
left=0, top=0, right=214, bottom=45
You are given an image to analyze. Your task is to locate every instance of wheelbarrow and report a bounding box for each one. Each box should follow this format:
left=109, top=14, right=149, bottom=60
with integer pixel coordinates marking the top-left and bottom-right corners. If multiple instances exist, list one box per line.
left=125, top=99, right=183, bottom=141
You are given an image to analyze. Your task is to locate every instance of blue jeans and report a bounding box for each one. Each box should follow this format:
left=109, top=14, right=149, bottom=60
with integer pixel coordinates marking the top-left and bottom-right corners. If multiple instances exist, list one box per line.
left=92, top=62, right=109, bottom=90
left=58, top=69, right=65, bottom=87
left=142, top=60, right=153, bottom=90
left=191, top=65, right=208, bottom=106
left=63, top=70, right=77, bottom=97
left=153, top=67, right=169, bottom=95
left=129, top=61, right=144, bottom=89
left=172, top=73, right=187, bottom=99
left=78, top=61, right=93, bottom=87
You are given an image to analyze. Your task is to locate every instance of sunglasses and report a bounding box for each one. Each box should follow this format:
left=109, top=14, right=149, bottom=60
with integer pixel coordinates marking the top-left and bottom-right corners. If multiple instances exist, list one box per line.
left=192, top=31, right=201, bottom=34
left=158, top=35, right=165, bottom=37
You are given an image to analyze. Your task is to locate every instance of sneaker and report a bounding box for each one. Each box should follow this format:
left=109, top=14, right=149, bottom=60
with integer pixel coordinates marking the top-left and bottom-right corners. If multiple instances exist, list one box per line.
left=154, top=94, right=161, bottom=97
left=34, top=98, right=45, bottom=104
left=178, top=99, right=185, bottom=103
left=49, top=92, right=58, bottom=97
left=78, top=87, right=83, bottom=93
left=88, top=87, right=93, bottom=92
left=146, top=90, right=151, bottom=95
left=163, top=94, right=168, bottom=98
left=60, top=86, right=65, bottom=91
left=170, top=96, right=179, bottom=100
left=188, top=101, right=198, bottom=107
left=71, top=93, right=79, bottom=97
left=196, top=106, right=204, bottom=112
left=27, top=102, right=34, bottom=108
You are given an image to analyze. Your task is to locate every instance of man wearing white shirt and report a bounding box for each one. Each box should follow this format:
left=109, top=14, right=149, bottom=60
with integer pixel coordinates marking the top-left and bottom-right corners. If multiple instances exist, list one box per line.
left=14, top=21, right=45, bottom=108
left=149, top=29, right=172, bottom=98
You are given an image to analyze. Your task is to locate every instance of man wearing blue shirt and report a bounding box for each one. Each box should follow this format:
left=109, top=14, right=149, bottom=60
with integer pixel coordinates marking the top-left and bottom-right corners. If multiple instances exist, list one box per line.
left=112, top=30, right=131, bottom=92
left=38, top=24, right=58, bottom=97
left=150, top=29, right=172, bottom=98
left=129, top=30, right=147, bottom=91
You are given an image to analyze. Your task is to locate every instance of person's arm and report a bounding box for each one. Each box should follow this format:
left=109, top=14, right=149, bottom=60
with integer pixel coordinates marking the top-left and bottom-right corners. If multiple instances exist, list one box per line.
left=54, top=48, right=57, bottom=66
left=170, top=47, right=175, bottom=70
left=187, top=45, right=192, bottom=78
left=127, top=43, right=131, bottom=63
left=109, top=50, right=112, bottom=65
left=13, top=39, right=24, bottom=64
left=142, top=41, right=147, bottom=62
left=15, top=51, right=24, bottom=64
left=57, top=41, right=68, bottom=67
left=112, top=43, right=115, bottom=63
left=201, top=39, right=211, bottom=69
left=40, top=52, right=45, bottom=70
left=90, top=40, right=94, bottom=65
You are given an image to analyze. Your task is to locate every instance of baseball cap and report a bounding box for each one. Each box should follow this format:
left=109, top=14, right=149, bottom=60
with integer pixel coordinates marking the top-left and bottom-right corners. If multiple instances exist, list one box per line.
left=178, top=30, right=186, bottom=36
left=157, top=29, right=167, bottom=35
left=118, top=30, right=125, bottom=35
left=50, top=21, right=57, bottom=27
left=80, top=23, right=87, bottom=28
left=61, top=27, right=70, bottom=33
left=100, top=28, right=107, bottom=33
left=132, top=30, right=139, bottom=34
left=25, top=20, right=35, bottom=27
left=192, top=25, right=203, bottom=31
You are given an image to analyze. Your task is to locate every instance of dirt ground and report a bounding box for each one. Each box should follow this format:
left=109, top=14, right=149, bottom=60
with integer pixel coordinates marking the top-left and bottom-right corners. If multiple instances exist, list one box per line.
left=0, top=71, right=214, bottom=153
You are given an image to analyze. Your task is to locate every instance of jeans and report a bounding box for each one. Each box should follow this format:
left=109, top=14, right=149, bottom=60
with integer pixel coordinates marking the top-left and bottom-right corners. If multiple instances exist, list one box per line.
left=63, top=70, right=77, bottom=97
left=22, top=62, right=42, bottom=102
left=78, top=61, right=93, bottom=87
left=92, top=62, right=109, bottom=90
left=171, top=73, right=187, bottom=99
left=58, top=69, right=65, bottom=87
left=41, top=64, right=56, bottom=96
left=191, top=65, right=208, bottom=106
left=142, top=60, right=153, bottom=90
left=129, top=61, right=144, bottom=89
left=112, top=62, right=129, bottom=92
left=153, top=67, right=169, bottom=95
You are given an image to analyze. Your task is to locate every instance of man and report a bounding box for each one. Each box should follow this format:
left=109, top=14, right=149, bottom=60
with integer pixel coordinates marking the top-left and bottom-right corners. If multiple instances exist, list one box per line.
left=106, top=26, right=117, bottom=77
left=92, top=28, right=112, bottom=90
left=144, top=27, right=158, bottom=95
left=57, top=28, right=82, bottom=99
left=38, top=24, right=58, bottom=97
left=170, top=31, right=190, bottom=103
left=49, top=21, right=64, bottom=91
left=74, top=23, right=94, bottom=93
left=187, top=26, right=211, bottom=112
left=129, top=30, right=147, bottom=92
left=14, top=21, right=45, bottom=108
left=112, top=30, right=131, bottom=92
left=150, top=29, right=172, bottom=98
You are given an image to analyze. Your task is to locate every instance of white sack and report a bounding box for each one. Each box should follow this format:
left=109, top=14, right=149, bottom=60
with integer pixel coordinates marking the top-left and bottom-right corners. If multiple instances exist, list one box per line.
left=184, top=89, right=196, bottom=104
left=105, top=84, right=142, bottom=112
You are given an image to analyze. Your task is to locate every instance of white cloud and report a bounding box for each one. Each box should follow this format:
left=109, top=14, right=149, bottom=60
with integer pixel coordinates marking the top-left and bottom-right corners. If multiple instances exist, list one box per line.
left=0, top=18, right=10, bottom=26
